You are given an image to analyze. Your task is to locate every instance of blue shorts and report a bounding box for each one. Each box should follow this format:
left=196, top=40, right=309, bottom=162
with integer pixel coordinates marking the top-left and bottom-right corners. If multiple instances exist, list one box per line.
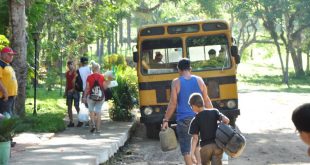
left=66, top=91, right=80, bottom=108
left=176, top=117, right=193, bottom=155
left=0, top=96, right=15, bottom=116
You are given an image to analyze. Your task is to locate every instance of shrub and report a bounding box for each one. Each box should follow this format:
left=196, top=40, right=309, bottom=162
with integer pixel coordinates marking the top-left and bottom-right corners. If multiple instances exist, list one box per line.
left=0, top=118, right=17, bottom=142
left=108, top=65, right=138, bottom=121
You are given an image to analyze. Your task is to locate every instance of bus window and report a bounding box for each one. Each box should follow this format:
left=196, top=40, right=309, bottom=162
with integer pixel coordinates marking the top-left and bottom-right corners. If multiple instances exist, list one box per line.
left=186, top=34, right=231, bottom=71
left=141, top=38, right=182, bottom=74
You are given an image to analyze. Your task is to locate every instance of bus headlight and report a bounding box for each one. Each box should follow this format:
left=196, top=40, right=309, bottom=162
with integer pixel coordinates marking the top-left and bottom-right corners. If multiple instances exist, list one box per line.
left=144, top=107, right=153, bottom=115
left=227, top=100, right=236, bottom=109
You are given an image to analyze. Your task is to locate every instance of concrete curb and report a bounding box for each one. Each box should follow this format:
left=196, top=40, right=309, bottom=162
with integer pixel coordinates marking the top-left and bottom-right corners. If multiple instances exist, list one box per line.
left=98, top=120, right=137, bottom=164
left=10, top=120, right=137, bottom=165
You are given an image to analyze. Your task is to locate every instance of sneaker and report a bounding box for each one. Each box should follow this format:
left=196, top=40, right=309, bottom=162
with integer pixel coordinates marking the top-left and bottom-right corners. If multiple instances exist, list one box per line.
left=95, top=130, right=101, bottom=134
left=90, top=126, right=96, bottom=133
left=11, top=141, right=16, bottom=147
left=67, top=122, right=74, bottom=127
left=76, top=122, right=83, bottom=127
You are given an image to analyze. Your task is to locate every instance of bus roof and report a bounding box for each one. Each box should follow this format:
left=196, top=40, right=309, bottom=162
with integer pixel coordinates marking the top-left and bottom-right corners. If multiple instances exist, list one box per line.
left=138, top=20, right=230, bottom=36
left=138, top=20, right=230, bottom=30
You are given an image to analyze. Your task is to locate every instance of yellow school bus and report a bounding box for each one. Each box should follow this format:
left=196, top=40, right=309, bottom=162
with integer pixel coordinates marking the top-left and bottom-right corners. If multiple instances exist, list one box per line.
left=133, top=20, right=240, bottom=138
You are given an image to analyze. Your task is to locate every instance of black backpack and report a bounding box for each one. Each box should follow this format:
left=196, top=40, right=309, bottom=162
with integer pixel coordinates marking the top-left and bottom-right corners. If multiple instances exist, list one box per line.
left=75, top=70, right=83, bottom=92
left=89, top=80, right=105, bottom=101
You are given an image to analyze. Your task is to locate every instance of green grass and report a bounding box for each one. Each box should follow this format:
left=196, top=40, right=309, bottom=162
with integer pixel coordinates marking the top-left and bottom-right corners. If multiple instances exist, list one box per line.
left=16, top=87, right=66, bottom=133
left=237, top=58, right=310, bottom=93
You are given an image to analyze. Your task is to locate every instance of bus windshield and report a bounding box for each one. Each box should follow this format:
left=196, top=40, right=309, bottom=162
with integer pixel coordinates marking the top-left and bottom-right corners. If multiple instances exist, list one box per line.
left=140, top=38, right=182, bottom=75
left=186, top=34, right=231, bottom=71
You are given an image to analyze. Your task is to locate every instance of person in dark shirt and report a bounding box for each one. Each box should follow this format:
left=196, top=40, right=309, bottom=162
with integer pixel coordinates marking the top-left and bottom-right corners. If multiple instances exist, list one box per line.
left=188, top=93, right=229, bottom=165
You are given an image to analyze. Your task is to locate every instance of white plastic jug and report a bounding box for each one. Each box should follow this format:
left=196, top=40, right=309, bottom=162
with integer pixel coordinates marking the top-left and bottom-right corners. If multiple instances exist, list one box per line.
left=159, top=127, right=177, bottom=152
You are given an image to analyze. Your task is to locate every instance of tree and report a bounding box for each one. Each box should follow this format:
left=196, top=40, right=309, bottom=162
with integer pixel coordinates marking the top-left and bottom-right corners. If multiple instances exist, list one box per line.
left=9, top=0, right=27, bottom=116
left=254, top=0, right=310, bottom=78
left=0, top=0, right=9, bottom=35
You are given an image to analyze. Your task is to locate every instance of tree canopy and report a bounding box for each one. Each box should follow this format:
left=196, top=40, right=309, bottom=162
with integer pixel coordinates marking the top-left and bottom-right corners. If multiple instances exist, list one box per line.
left=1, top=0, right=310, bottom=116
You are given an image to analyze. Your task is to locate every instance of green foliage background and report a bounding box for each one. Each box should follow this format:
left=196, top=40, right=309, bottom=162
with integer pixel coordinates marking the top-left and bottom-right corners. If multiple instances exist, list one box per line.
left=0, top=34, right=9, bottom=50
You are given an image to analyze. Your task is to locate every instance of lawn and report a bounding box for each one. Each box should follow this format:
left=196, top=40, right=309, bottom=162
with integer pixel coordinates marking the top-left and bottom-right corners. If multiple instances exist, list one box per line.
left=16, top=88, right=67, bottom=133
left=237, top=58, right=310, bottom=93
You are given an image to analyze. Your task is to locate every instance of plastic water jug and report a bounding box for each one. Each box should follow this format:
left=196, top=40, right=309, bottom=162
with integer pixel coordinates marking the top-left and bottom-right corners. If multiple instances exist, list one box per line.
left=159, top=127, right=177, bottom=152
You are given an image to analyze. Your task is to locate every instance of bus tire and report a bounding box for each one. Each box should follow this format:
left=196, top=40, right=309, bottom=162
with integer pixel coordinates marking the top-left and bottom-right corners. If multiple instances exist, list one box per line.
left=145, top=123, right=160, bottom=139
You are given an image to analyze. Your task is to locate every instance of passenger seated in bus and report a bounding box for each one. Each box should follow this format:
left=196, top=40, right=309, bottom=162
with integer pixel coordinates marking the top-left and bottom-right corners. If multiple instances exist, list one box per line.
left=208, top=49, right=216, bottom=60
left=154, top=52, right=164, bottom=64
left=218, top=47, right=226, bottom=63
left=218, top=47, right=226, bottom=59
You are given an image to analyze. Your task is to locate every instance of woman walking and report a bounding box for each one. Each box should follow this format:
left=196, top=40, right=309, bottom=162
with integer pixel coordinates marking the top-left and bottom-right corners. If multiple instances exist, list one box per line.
left=82, top=62, right=107, bottom=133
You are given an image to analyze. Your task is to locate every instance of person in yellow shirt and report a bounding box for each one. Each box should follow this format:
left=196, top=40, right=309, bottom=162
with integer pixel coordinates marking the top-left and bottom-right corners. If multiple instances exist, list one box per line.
left=0, top=47, right=18, bottom=117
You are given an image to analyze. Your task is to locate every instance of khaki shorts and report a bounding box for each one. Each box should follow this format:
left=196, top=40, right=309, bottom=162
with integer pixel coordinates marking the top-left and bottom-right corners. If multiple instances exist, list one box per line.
left=200, top=143, right=223, bottom=165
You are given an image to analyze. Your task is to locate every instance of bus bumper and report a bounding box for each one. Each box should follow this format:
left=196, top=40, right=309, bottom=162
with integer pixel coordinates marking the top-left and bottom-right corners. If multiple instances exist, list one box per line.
left=220, top=108, right=240, bottom=118
left=140, top=115, right=163, bottom=124
left=140, top=114, right=176, bottom=124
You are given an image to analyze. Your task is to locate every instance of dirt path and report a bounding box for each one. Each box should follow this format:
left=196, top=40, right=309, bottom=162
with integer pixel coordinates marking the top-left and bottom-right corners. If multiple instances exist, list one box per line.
left=230, top=91, right=310, bottom=165
left=110, top=91, right=310, bottom=165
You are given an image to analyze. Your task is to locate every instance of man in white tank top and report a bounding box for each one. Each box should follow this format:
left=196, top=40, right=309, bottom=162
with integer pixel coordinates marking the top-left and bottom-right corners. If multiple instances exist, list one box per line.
left=79, top=57, right=92, bottom=92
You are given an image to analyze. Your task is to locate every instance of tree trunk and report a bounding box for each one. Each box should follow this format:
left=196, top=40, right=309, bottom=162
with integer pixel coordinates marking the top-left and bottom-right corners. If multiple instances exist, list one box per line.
left=99, top=38, right=104, bottom=65
left=307, top=50, right=309, bottom=73
left=96, top=38, right=100, bottom=57
left=107, top=36, right=111, bottom=55
left=280, top=25, right=289, bottom=86
left=288, top=33, right=305, bottom=77
left=263, top=21, right=286, bottom=81
left=10, top=0, right=27, bottom=117
left=289, top=45, right=304, bottom=76
left=111, top=27, right=115, bottom=54
left=115, top=26, right=118, bottom=54
left=127, top=16, right=131, bottom=49
left=119, top=19, right=123, bottom=47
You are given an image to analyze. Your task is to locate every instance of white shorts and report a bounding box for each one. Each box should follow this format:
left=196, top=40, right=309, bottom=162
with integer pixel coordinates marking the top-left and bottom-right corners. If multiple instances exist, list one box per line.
left=87, top=97, right=104, bottom=114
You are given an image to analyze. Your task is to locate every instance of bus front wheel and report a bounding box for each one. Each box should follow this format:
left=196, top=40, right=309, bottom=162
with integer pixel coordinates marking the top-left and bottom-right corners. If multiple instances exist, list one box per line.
left=145, top=123, right=160, bottom=139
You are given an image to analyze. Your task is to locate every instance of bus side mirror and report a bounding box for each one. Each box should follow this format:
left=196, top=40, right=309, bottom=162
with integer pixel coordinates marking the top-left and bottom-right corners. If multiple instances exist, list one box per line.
left=231, top=46, right=238, bottom=56
left=133, top=52, right=138, bottom=63
left=231, top=46, right=240, bottom=64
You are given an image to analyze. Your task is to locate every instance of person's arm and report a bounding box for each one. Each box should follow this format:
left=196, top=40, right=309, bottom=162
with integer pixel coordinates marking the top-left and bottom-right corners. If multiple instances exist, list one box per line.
left=82, top=81, right=90, bottom=103
left=103, top=76, right=110, bottom=90
left=198, top=77, right=213, bottom=108
left=162, top=79, right=179, bottom=129
left=0, top=80, right=8, bottom=101
left=221, top=115, right=230, bottom=124
left=142, top=60, right=150, bottom=69
left=64, top=72, right=69, bottom=97
left=191, top=134, right=199, bottom=164
left=220, top=113, right=230, bottom=124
